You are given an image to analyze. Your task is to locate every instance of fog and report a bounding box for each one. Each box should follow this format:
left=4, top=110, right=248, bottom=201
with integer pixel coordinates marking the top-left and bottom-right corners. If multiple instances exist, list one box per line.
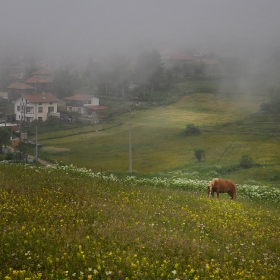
left=1, top=0, right=280, bottom=75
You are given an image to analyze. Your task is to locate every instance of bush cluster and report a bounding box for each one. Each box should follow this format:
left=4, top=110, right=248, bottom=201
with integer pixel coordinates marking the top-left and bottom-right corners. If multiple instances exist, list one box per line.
left=185, top=124, right=201, bottom=136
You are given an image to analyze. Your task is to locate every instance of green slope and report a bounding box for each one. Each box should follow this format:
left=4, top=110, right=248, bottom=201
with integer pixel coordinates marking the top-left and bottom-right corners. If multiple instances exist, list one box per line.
left=35, top=88, right=280, bottom=185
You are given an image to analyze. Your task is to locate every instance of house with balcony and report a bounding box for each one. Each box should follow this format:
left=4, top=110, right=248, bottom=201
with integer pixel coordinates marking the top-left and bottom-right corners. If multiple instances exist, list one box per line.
left=14, top=92, right=60, bottom=122
left=63, top=94, right=101, bottom=115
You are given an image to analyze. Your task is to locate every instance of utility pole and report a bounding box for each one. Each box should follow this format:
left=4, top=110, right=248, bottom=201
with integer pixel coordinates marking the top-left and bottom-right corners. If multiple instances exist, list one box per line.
left=129, top=107, right=132, bottom=173
left=35, top=126, right=38, bottom=162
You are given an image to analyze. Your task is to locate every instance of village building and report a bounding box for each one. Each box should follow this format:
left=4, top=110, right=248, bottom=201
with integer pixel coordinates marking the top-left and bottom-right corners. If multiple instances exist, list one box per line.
left=25, top=76, right=52, bottom=92
left=7, top=82, right=35, bottom=101
left=31, top=68, right=54, bottom=81
left=63, top=94, right=104, bottom=115
left=13, top=92, right=60, bottom=122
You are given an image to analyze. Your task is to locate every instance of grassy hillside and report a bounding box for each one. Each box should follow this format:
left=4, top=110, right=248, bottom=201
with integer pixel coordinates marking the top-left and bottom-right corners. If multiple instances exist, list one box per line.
left=0, top=163, right=279, bottom=279
left=31, top=81, right=280, bottom=185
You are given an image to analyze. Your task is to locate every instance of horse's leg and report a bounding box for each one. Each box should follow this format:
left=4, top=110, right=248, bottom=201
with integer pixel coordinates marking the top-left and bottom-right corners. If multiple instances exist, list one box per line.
left=217, top=191, right=219, bottom=199
left=229, top=190, right=236, bottom=200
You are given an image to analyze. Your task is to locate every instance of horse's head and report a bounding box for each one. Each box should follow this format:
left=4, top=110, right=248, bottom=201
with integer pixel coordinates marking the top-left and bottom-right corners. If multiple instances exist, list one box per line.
left=208, top=178, right=218, bottom=198
left=207, top=185, right=212, bottom=197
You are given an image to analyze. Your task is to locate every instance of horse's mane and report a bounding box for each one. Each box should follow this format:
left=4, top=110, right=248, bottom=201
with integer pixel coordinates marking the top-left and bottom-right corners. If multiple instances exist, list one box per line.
left=209, top=178, right=219, bottom=188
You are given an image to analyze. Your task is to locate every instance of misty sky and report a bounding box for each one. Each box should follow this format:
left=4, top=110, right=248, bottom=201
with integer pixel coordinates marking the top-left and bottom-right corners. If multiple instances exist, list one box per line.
left=1, top=0, right=280, bottom=64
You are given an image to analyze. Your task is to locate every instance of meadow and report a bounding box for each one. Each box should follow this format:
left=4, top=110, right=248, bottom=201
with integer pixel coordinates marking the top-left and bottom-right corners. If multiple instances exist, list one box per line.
left=1, top=163, right=279, bottom=279
left=31, top=81, right=280, bottom=186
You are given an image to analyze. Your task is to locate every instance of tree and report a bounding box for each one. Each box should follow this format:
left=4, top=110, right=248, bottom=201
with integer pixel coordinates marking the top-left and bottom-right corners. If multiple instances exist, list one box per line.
left=260, top=88, right=280, bottom=112
left=195, top=149, right=206, bottom=162
left=239, top=155, right=253, bottom=169
left=14, top=141, right=28, bottom=163
left=106, top=53, right=130, bottom=97
left=134, top=48, right=165, bottom=98
left=185, top=124, right=201, bottom=136
left=83, top=57, right=100, bottom=93
left=0, top=128, right=10, bottom=153
left=52, top=68, right=82, bottom=99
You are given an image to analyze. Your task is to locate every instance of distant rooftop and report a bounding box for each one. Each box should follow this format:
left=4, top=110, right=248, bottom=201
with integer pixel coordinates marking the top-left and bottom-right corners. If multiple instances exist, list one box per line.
left=25, top=76, right=52, bottom=84
left=32, top=68, right=54, bottom=76
left=64, top=94, right=95, bottom=101
left=20, top=92, right=59, bottom=103
left=7, top=82, right=35, bottom=90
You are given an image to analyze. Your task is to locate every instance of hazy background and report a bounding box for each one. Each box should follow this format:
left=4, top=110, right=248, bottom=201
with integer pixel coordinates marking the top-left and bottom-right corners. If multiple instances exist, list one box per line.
left=1, top=0, right=280, bottom=64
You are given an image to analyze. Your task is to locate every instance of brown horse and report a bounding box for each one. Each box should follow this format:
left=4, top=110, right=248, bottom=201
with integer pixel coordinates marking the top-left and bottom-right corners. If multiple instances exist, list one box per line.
left=208, top=178, right=236, bottom=200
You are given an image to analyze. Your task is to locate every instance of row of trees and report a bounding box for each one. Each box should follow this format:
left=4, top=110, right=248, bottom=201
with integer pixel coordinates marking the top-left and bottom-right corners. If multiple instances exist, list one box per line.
left=52, top=48, right=166, bottom=99
left=0, top=48, right=167, bottom=101
left=260, top=88, right=280, bottom=112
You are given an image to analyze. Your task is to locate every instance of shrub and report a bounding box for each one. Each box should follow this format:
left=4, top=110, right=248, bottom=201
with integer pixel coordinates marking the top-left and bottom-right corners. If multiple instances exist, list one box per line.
left=239, top=155, right=253, bottom=169
left=194, top=149, right=205, bottom=162
left=185, top=124, right=201, bottom=136
left=5, top=152, right=14, bottom=160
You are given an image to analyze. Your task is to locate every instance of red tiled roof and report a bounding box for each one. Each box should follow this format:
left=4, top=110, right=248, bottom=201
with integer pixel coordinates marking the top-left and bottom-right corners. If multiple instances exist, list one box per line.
left=21, top=92, right=59, bottom=103
left=168, top=54, right=194, bottom=61
left=0, top=92, right=8, bottom=98
left=64, top=94, right=95, bottom=101
left=32, top=68, right=54, bottom=75
left=7, top=82, right=35, bottom=90
left=25, top=77, right=52, bottom=84
left=10, top=73, right=24, bottom=80
left=85, top=105, right=107, bottom=110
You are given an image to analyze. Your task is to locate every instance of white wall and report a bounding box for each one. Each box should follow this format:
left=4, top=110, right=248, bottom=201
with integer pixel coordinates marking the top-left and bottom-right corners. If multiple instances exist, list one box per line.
left=14, top=97, right=58, bottom=122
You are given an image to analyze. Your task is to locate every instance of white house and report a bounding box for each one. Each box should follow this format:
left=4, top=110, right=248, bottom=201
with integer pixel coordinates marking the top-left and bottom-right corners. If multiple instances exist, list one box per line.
left=14, top=92, right=60, bottom=122
left=64, top=94, right=100, bottom=115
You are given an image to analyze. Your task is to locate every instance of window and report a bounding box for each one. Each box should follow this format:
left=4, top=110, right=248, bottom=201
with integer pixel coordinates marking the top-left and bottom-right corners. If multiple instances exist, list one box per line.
left=17, top=106, right=20, bottom=112
left=38, top=107, right=43, bottom=113
left=69, top=106, right=72, bottom=112
left=88, top=100, right=92, bottom=104
left=48, top=106, right=54, bottom=113
left=78, top=107, right=81, bottom=113
left=39, top=103, right=42, bottom=105
left=38, top=117, right=43, bottom=122
left=26, top=106, right=33, bottom=113
left=49, top=102, right=53, bottom=105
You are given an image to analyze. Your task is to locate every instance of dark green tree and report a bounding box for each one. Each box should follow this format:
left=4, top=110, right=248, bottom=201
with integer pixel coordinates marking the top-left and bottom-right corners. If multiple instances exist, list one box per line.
left=106, top=53, right=130, bottom=97
left=185, top=124, right=201, bottom=136
left=135, top=48, right=165, bottom=98
left=0, top=128, right=10, bottom=153
left=195, top=149, right=206, bottom=162
left=260, top=88, right=280, bottom=112
left=83, top=57, right=100, bottom=93
left=239, top=155, right=253, bottom=169
left=14, top=141, right=28, bottom=163
left=52, top=68, right=82, bottom=99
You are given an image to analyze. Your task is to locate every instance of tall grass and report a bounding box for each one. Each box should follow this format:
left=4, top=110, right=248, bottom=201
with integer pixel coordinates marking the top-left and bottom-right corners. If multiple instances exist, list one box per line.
left=1, top=163, right=280, bottom=279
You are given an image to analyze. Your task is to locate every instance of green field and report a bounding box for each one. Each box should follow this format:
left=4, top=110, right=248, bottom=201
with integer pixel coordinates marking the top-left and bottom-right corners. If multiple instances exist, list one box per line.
left=32, top=81, right=280, bottom=186
left=3, top=79, right=280, bottom=279
left=1, top=164, right=279, bottom=279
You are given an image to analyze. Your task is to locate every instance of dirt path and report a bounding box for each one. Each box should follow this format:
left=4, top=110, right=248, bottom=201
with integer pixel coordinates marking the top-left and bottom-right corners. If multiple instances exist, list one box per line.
left=37, top=158, right=55, bottom=167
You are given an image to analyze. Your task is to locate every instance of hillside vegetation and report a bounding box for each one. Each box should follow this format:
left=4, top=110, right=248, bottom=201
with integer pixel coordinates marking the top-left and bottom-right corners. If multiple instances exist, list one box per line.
left=1, top=163, right=280, bottom=279
left=31, top=80, right=280, bottom=186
